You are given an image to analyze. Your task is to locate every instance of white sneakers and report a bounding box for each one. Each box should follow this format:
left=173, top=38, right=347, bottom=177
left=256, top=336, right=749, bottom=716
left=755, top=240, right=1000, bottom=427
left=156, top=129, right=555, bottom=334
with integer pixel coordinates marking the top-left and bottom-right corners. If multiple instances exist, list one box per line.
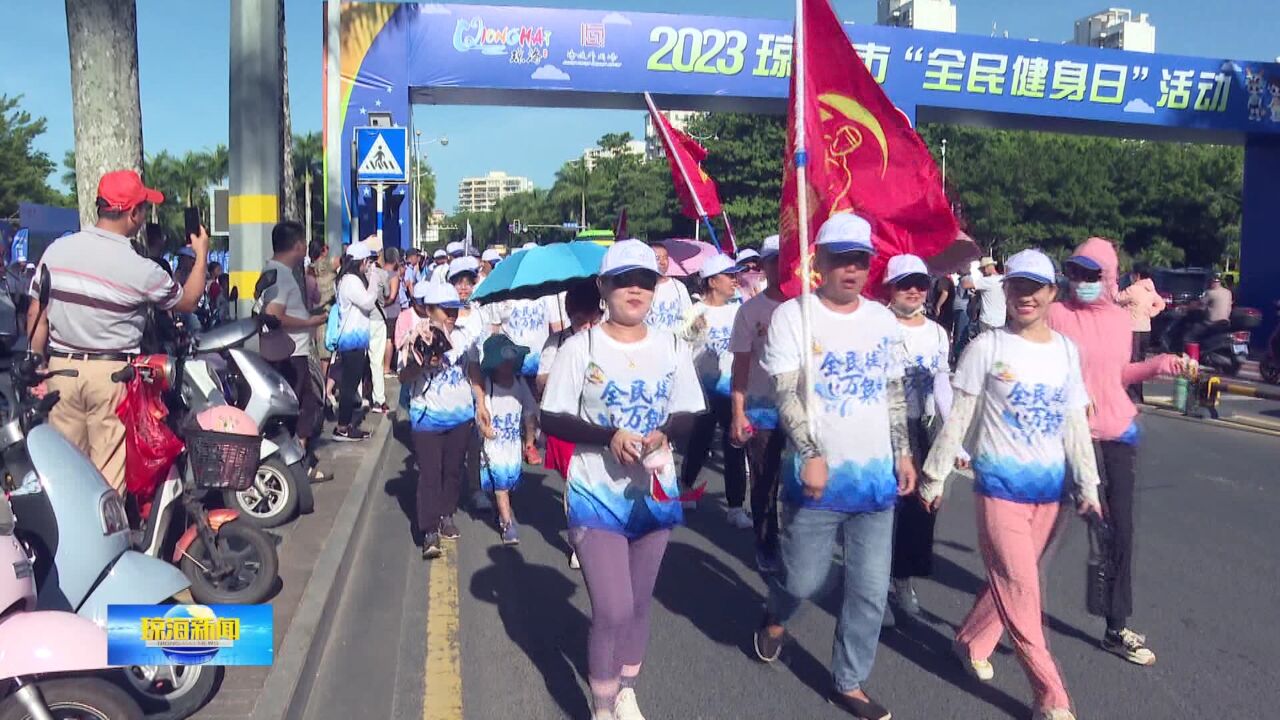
left=614, top=688, right=646, bottom=720
left=726, top=507, right=753, bottom=529
left=1034, top=709, right=1076, bottom=720
left=954, top=641, right=995, bottom=682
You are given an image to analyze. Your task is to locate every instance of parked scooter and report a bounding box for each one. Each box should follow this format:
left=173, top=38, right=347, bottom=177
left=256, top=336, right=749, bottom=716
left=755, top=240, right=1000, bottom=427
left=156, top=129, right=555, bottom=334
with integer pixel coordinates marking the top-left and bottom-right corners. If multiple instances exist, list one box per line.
left=117, top=355, right=280, bottom=606
left=1, top=492, right=144, bottom=720
left=6, top=269, right=220, bottom=718
left=186, top=274, right=314, bottom=528
left=1160, top=305, right=1259, bottom=376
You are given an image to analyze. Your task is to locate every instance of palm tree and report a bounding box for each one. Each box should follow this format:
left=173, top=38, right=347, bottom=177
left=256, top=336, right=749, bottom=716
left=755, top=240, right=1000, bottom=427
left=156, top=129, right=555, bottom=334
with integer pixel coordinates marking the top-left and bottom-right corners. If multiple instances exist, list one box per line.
left=278, top=0, right=298, bottom=222
left=61, top=150, right=77, bottom=198
left=65, top=0, right=144, bottom=225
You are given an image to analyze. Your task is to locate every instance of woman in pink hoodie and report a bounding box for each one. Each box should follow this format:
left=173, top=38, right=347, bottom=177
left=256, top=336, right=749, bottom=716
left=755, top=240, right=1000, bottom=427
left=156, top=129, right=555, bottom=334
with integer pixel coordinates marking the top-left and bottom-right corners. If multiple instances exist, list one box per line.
left=1047, top=237, right=1185, bottom=668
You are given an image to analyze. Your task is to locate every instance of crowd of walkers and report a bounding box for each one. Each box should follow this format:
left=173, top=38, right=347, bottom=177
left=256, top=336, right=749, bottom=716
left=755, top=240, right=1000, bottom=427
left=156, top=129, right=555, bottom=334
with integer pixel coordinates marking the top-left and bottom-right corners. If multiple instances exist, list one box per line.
left=365, top=211, right=1195, bottom=720
left=22, top=168, right=1195, bottom=720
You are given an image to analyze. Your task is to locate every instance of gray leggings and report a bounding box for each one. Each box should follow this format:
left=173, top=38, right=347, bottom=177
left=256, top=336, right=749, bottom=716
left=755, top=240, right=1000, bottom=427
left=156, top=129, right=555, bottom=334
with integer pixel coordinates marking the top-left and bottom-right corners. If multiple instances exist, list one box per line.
left=571, top=527, right=671, bottom=684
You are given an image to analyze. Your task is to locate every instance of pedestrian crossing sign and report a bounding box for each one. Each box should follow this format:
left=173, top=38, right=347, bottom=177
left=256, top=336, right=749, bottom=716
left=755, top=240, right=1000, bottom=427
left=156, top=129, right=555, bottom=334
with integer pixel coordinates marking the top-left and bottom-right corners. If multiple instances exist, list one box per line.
left=355, top=126, right=408, bottom=184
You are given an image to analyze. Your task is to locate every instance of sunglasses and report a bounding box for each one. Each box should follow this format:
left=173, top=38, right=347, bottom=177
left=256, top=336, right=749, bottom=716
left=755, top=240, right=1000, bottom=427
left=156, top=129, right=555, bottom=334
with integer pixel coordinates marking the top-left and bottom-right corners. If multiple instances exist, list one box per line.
left=825, top=251, right=872, bottom=270
left=1064, top=264, right=1102, bottom=282
left=893, top=276, right=931, bottom=292
left=608, top=269, right=659, bottom=291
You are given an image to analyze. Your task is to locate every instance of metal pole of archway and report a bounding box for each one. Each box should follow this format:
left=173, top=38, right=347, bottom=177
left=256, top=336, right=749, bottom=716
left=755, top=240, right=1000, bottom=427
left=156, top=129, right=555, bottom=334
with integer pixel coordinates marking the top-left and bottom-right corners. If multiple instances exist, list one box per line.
left=229, top=0, right=282, bottom=316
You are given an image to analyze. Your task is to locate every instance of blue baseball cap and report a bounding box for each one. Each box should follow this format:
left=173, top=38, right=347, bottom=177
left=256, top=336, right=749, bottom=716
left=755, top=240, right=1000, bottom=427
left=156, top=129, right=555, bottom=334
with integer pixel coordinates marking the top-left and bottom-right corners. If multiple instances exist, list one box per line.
left=1064, top=255, right=1102, bottom=271
left=815, top=212, right=875, bottom=255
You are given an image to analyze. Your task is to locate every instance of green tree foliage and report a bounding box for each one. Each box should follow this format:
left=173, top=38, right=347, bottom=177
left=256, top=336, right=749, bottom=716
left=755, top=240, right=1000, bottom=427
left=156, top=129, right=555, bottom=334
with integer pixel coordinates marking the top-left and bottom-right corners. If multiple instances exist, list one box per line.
left=917, top=124, right=1243, bottom=270
left=684, top=112, right=787, bottom=248
left=0, top=95, right=71, bottom=216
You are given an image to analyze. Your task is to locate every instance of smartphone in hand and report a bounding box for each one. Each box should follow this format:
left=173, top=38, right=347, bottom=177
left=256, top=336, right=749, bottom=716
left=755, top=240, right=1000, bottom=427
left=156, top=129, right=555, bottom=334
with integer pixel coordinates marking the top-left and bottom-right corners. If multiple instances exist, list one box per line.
left=184, top=207, right=202, bottom=241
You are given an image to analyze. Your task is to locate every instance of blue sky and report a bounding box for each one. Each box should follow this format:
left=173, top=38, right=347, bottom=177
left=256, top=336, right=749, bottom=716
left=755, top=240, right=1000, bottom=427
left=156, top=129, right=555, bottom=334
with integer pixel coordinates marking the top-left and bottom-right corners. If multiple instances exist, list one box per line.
left=2, top=0, right=1277, bottom=212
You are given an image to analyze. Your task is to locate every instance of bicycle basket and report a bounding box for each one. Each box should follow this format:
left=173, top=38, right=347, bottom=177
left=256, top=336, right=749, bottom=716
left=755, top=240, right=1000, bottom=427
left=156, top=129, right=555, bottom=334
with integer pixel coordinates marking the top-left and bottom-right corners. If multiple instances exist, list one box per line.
left=185, top=426, right=261, bottom=491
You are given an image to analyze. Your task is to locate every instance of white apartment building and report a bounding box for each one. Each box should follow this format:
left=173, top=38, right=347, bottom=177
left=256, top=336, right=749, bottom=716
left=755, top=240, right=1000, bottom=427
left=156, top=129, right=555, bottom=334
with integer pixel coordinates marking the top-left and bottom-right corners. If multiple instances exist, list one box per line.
left=1073, top=8, right=1156, bottom=53
left=644, top=110, right=702, bottom=161
left=583, top=140, right=647, bottom=171
left=877, top=0, right=957, bottom=33
left=456, top=171, right=534, bottom=213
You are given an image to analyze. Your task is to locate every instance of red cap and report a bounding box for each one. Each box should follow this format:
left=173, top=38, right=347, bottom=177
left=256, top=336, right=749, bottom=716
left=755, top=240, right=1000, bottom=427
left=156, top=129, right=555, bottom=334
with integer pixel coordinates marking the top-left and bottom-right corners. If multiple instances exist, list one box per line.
left=96, top=170, right=164, bottom=212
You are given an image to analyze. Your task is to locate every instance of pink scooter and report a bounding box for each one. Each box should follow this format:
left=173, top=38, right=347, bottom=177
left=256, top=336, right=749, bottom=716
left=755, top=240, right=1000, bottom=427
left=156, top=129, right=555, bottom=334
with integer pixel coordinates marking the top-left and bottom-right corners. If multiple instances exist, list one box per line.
left=0, top=495, right=142, bottom=719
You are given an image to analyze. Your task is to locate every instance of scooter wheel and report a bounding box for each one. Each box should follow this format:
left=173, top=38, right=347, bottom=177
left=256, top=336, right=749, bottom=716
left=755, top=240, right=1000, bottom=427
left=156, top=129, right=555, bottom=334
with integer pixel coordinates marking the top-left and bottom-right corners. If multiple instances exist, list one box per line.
left=1262, top=358, right=1280, bottom=385
left=0, top=677, right=143, bottom=720
left=224, top=457, right=300, bottom=528
left=113, top=664, right=222, bottom=720
left=182, top=520, right=279, bottom=605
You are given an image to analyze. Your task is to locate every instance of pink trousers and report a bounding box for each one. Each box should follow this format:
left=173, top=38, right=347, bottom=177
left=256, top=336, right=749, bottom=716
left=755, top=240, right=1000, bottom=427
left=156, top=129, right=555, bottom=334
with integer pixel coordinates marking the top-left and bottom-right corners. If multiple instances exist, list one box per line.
left=956, top=495, right=1071, bottom=711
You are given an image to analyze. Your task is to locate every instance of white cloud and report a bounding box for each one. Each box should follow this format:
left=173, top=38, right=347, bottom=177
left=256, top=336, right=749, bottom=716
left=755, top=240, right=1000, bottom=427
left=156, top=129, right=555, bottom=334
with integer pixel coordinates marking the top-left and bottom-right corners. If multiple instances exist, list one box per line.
left=602, top=12, right=631, bottom=25
left=1123, top=98, right=1156, bottom=114
left=417, top=4, right=451, bottom=14
left=531, top=64, right=571, bottom=81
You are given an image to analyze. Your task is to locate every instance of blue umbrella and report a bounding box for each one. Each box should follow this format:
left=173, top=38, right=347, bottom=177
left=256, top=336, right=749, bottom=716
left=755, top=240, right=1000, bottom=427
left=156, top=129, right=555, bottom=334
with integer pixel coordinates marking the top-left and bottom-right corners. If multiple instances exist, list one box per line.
left=473, top=241, right=607, bottom=304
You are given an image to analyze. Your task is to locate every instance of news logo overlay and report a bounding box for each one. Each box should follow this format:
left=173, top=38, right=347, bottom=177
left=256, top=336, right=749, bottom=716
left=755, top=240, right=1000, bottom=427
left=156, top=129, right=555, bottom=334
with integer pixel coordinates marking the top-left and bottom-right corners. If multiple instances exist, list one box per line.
left=107, top=605, right=273, bottom=666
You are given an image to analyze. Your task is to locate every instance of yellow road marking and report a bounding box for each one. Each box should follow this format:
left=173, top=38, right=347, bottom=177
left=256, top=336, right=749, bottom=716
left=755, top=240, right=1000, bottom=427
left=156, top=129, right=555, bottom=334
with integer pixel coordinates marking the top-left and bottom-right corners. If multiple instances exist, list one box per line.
left=424, top=547, right=462, bottom=720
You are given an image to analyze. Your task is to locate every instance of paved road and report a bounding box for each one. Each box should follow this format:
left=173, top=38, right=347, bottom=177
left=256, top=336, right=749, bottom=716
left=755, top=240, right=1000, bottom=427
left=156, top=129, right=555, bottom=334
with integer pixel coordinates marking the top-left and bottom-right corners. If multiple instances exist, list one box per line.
left=299, top=411, right=1278, bottom=720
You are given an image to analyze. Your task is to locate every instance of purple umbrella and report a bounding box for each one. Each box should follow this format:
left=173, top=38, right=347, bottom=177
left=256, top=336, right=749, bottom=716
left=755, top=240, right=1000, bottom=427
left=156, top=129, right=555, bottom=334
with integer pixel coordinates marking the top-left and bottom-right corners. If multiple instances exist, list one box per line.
left=661, top=238, right=719, bottom=278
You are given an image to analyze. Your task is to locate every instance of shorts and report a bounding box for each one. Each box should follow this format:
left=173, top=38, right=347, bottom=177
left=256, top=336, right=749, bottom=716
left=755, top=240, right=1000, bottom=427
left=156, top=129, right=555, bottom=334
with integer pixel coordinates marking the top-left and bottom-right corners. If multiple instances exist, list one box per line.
left=385, top=316, right=397, bottom=339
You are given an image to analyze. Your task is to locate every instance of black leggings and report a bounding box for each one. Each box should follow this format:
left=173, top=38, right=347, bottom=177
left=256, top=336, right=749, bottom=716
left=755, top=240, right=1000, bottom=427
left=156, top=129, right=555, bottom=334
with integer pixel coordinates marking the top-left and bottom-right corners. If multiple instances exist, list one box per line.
left=893, top=419, right=937, bottom=579
left=336, top=349, right=368, bottom=427
left=679, top=393, right=746, bottom=507
left=1095, top=440, right=1138, bottom=629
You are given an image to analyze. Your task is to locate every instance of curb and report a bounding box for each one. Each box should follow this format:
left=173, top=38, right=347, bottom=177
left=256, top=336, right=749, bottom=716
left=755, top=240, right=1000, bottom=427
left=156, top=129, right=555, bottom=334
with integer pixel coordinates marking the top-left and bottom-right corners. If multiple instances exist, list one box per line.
left=250, top=416, right=395, bottom=720
left=1139, top=404, right=1280, bottom=439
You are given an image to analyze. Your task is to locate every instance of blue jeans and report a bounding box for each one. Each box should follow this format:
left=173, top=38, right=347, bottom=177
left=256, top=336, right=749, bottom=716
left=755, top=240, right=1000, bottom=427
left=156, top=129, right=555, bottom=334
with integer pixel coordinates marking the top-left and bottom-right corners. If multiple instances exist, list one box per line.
left=768, top=505, right=894, bottom=694
left=952, top=310, right=972, bottom=361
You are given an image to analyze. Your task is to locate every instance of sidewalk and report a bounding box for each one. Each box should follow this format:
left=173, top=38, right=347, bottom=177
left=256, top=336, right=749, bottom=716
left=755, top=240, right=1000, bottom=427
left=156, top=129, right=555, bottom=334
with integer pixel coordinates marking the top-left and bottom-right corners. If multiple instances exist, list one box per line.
left=192, top=407, right=393, bottom=720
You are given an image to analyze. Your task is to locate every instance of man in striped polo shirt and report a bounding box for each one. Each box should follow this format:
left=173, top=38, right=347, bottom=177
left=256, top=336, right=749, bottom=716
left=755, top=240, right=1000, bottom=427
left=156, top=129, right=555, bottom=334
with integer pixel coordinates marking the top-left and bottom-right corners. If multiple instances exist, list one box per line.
left=28, top=169, right=210, bottom=493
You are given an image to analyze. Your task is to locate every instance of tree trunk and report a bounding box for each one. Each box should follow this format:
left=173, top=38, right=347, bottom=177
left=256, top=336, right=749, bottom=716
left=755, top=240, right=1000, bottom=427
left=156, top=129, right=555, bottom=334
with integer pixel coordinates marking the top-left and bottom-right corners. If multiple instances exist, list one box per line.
left=65, top=0, right=145, bottom=227
left=278, top=0, right=298, bottom=222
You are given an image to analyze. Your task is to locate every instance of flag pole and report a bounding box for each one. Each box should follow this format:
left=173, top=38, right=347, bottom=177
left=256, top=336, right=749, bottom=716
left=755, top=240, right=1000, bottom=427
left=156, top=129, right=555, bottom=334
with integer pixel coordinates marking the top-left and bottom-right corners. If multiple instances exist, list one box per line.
left=793, top=0, right=816, bottom=435
left=644, top=91, right=723, bottom=254
left=700, top=215, right=721, bottom=250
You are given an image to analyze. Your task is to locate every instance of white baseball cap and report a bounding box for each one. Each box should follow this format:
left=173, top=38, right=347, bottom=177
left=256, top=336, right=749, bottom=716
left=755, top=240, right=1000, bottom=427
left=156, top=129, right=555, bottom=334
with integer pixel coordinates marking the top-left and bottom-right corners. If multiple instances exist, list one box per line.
left=432, top=249, right=447, bottom=259
left=345, top=241, right=374, bottom=261
left=481, top=248, right=501, bottom=263
left=884, top=254, right=930, bottom=284
left=446, top=241, right=464, bottom=257
left=1003, top=249, right=1056, bottom=285
left=447, top=256, right=480, bottom=281
left=699, top=253, right=741, bottom=280
left=414, top=280, right=466, bottom=308
left=600, top=239, right=659, bottom=276
left=760, top=235, right=781, bottom=258
left=736, top=248, right=760, bottom=263
left=815, top=212, right=875, bottom=255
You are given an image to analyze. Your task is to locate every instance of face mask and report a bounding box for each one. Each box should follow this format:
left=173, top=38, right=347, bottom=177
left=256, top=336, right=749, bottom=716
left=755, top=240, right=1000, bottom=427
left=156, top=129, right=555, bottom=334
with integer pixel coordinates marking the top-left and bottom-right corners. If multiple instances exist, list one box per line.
left=890, top=302, right=925, bottom=318
left=1073, top=281, right=1103, bottom=303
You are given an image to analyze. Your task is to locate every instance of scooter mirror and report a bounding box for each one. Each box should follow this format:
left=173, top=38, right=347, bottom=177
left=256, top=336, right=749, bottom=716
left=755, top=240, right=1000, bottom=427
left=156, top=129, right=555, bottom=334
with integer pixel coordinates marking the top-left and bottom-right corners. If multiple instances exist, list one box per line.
left=230, top=286, right=240, bottom=303
left=37, top=265, right=51, bottom=310
left=254, top=269, right=278, bottom=300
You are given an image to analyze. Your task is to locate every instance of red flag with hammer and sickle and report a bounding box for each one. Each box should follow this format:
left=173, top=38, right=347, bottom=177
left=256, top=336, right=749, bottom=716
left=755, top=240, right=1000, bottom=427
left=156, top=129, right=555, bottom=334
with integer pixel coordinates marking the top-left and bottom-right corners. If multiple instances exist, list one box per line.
left=779, top=0, right=962, bottom=298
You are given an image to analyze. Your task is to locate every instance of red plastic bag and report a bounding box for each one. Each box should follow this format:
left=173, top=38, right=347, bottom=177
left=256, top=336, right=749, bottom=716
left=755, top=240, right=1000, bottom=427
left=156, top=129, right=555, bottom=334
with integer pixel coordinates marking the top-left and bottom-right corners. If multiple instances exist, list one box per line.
left=115, top=371, right=184, bottom=502
left=543, top=435, right=574, bottom=478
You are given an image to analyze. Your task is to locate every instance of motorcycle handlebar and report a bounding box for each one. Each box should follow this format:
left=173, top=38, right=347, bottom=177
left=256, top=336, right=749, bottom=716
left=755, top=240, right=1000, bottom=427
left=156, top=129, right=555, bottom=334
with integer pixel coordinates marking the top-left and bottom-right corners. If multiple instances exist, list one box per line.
left=110, top=366, right=136, bottom=383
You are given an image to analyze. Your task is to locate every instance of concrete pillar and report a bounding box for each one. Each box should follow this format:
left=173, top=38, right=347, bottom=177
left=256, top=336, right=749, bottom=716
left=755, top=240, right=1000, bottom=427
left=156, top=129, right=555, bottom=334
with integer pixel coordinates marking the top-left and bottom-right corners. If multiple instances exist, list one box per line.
left=229, top=0, right=283, bottom=313
left=1239, top=136, right=1280, bottom=345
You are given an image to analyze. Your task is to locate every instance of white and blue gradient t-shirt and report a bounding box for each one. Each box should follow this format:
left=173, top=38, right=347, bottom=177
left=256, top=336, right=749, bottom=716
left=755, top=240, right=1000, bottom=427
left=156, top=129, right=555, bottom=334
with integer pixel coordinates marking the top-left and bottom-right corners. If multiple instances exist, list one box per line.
left=762, top=297, right=905, bottom=513
left=689, top=301, right=739, bottom=397
left=953, top=329, right=1088, bottom=503
left=645, top=277, right=693, bottom=333
left=481, top=378, right=537, bottom=492
left=491, top=297, right=554, bottom=376
left=541, top=325, right=705, bottom=538
left=334, top=273, right=375, bottom=352
left=728, top=292, right=782, bottom=430
left=901, top=319, right=950, bottom=421
left=407, top=327, right=478, bottom=433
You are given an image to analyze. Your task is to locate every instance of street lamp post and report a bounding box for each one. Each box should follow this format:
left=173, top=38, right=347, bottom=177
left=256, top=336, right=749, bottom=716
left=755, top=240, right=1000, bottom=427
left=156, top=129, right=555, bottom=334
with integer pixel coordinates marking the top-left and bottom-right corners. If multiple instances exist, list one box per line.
left=941, top=137, right=948, bottom=185
left=413, top=131, right=448, bottom=248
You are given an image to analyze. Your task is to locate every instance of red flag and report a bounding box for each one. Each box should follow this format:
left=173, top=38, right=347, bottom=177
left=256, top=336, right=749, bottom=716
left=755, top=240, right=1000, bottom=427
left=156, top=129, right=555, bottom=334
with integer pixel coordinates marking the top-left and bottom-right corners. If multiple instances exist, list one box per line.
left=644, top=93, right=724, bottom=222
left=779, top=0, right=960, bottom=298
left=613, top=207, right=628, bottom=239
